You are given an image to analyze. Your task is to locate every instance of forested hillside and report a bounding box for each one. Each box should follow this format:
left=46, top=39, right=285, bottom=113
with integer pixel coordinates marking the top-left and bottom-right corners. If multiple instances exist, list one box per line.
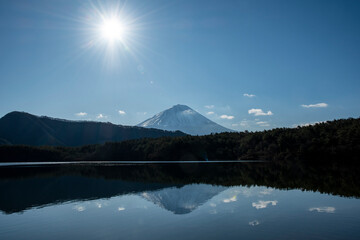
left=0, top=111, right=185, bottom=146
left=0, top=117, right=359, bottom=162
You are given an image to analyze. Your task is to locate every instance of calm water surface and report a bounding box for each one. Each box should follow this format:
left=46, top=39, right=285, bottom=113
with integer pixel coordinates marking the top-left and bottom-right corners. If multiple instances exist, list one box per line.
left=0, top=163, right=359, bottom=239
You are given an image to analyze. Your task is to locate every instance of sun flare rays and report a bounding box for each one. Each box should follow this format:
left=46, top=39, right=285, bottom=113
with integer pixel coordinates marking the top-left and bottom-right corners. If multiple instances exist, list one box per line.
left=76, top=1, right=149, bottom=67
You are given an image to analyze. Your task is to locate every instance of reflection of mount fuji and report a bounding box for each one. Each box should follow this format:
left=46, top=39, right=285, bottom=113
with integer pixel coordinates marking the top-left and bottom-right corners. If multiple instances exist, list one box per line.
left=141, top=184, right=226, bottom=214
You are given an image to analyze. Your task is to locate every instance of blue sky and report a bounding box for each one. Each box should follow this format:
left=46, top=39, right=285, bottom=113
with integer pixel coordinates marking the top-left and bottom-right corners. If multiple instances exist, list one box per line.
left=0, top=0, right=359, bottom=131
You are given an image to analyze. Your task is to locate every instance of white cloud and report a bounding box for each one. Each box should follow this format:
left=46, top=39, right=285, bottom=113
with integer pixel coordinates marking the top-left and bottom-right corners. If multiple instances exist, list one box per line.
left=248, top=109, right=273, bottom=116
left=207, top=111, right=214, bottom=115
left=118, top=207, right=125, bottom=211
left=232, top=119, right=271, bottom=129
left=252, top=200, right=278, bottom=209
left=96, top=114, right=107, bottom=119
left=244, top=93, right=256, bottom=98
left=209, top=203, right=216, bottom=207
left=223, top=195, right=237, bottom=203
left=231, top=120, right=250, bottom=128
left=240, top=120, right=250, bottom=127
left=256, top=121, right=270, bottom=127
left=220, top=115, right=235, bottom=120
left=309, top=207, right=335, bottom=213
left=118, top=110, right=126, bottom=115
left=301, top=103, right=328, bottom=108
left=75, top=112, right=87, bottom=117
left=205, top=105, right=215, bottom=109
left=249, top=220, right=260, bottom=226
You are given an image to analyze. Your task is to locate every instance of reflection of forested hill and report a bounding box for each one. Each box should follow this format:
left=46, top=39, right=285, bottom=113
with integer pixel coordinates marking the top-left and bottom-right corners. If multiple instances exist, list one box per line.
left=0, top=117, right=359, bottom=162
left=0, top=165, right=180, bottom=214
left=0, top=162, right=359, bottom=214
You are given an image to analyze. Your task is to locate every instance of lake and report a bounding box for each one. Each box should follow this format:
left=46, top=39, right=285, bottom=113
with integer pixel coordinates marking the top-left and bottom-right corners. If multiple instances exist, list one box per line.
left=0, top=162, right=359, bottom=239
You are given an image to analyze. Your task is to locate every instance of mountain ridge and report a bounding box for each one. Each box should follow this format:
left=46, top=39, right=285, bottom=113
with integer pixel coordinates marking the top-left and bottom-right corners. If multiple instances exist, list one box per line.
left=0, top=111, right=185, bottom=146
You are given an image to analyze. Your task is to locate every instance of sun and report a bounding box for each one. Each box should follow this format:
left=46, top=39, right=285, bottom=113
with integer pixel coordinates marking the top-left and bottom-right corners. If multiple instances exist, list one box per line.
left=100, top=17, right=127, bottom=42
left=79, top=2, right=147, bottom=65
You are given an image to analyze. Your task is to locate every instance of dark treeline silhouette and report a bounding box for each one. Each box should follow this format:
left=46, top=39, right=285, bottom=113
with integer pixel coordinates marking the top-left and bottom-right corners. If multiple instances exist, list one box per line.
left=0, top=161, right=359, bottom=214
left=0, top=117, right=359, bottom=162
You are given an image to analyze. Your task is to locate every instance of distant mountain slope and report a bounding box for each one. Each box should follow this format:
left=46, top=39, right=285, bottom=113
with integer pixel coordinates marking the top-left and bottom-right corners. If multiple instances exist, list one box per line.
left=137, top=104, right=233, bottom=135
left=0, top=111, right=185, bottom=146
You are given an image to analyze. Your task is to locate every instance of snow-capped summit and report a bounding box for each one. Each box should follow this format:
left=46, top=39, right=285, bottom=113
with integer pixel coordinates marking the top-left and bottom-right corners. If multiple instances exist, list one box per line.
left=137, top=104, right=233, bottom=135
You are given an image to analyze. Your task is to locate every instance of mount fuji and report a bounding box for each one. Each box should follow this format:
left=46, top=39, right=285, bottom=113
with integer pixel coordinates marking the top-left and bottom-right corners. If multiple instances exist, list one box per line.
left=137, top=104, right=233, bottom=135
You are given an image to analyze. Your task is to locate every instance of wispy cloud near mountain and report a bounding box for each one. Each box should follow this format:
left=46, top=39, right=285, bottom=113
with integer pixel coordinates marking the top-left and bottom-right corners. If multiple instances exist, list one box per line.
left=243, top=93, right=256, bottom=98
left=75, top=112, right=87, bottom=117
left=301, top=103, right=328, bottom=108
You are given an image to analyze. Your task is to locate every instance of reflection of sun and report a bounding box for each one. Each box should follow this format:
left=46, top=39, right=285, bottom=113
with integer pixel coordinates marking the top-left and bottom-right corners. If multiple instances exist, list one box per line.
left=100, top=17, right=127, bottom=42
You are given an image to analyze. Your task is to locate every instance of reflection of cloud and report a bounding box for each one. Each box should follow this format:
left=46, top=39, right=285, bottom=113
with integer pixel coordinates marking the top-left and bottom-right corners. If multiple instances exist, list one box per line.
left=96, top=203, right=102, bottom=208
left=118, top=207, right=125, bottom=211
left=223, top=195, right=237, bottom=203
left=183, top=204, right=196, bottom=210
left=252, top=200, right=278, bottom=209
left=259, top=189, right=274, bottom=195
left=73, top=205, right=85, bottom=212
left=240, top=189, right=253, bottom=197
left=207, top=111, right=214, bottom=115
left=249, top=220, right=260, bottom=226
left=209, top=203, right=216, bottom=207
left=309, top=207, right=335, bottom=213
